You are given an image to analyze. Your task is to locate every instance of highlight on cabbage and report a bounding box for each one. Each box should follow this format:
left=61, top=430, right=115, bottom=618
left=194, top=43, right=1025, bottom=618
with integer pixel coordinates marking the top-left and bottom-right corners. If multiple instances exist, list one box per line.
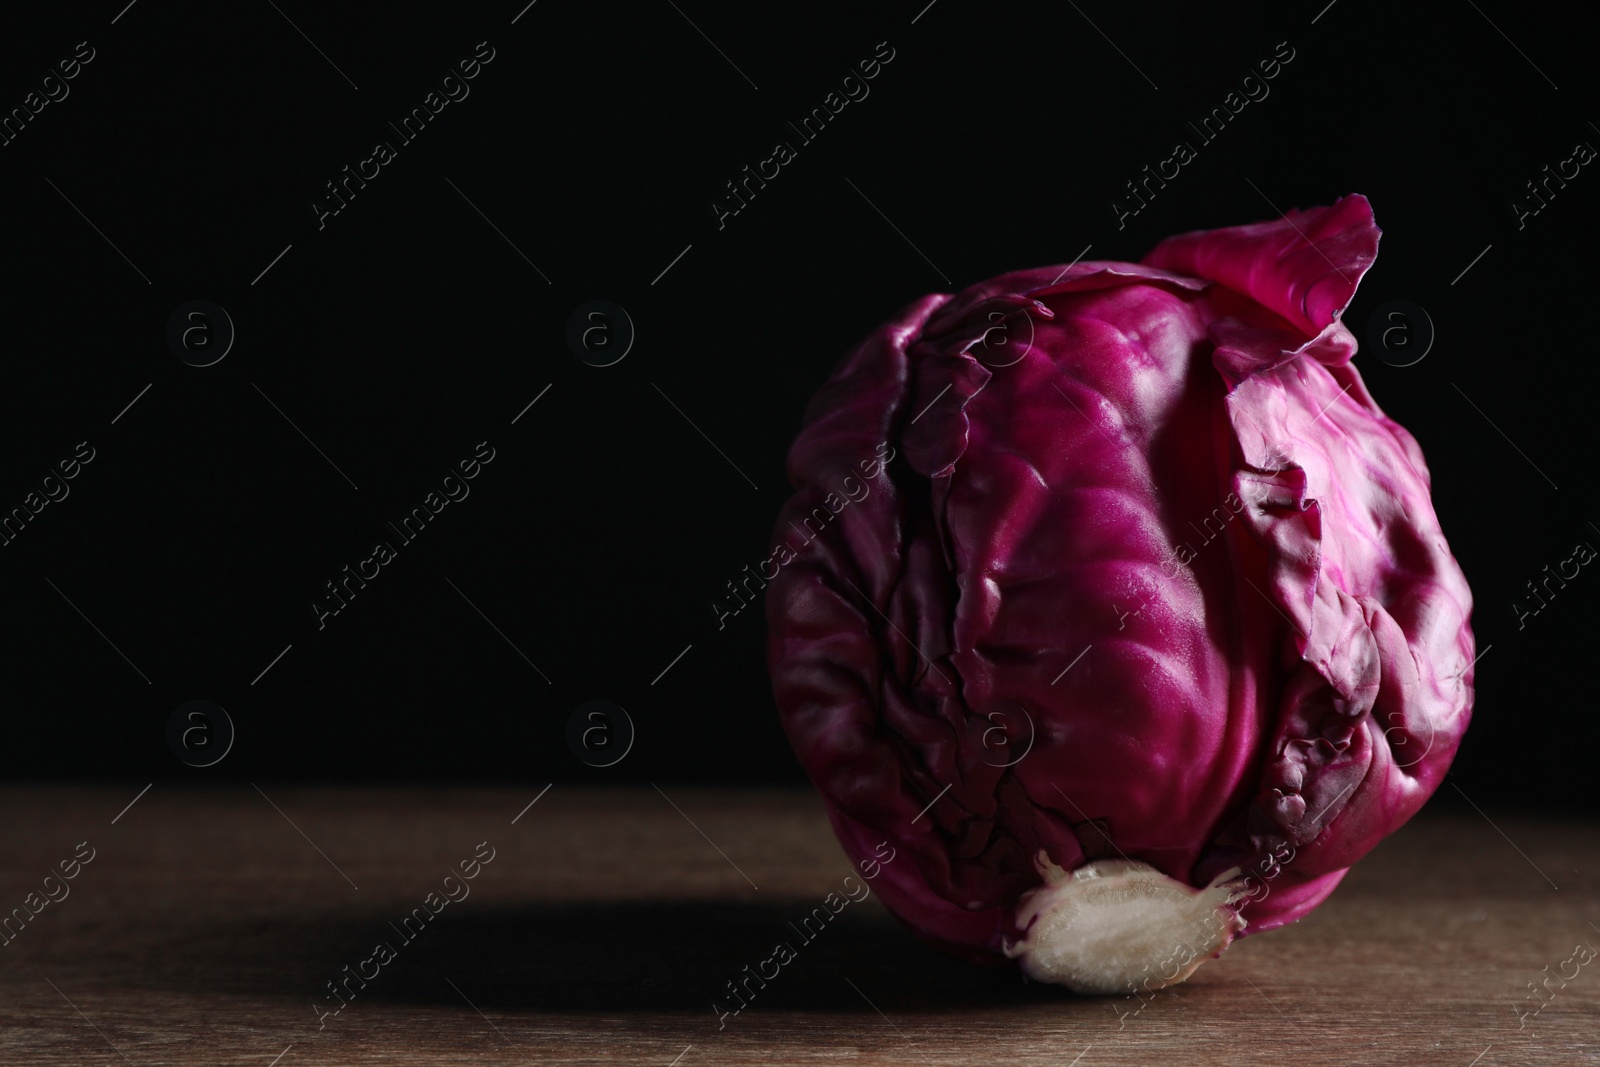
left=765, top=194, right=1475, bottom=993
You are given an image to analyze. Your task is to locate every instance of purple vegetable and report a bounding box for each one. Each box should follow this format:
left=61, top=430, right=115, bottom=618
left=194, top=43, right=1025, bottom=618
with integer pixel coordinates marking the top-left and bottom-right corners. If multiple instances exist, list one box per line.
left=765, top=195, right=1474, bottom=992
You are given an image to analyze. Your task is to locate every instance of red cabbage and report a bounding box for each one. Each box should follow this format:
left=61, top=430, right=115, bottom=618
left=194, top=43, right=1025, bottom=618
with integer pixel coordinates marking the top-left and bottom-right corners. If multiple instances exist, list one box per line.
left=765, top=194, right=1475, bottom=992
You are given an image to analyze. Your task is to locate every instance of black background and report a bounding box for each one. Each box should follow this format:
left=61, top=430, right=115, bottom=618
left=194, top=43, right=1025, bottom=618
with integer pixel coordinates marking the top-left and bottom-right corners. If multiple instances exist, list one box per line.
left=0, top=0, right=1594, bottom=812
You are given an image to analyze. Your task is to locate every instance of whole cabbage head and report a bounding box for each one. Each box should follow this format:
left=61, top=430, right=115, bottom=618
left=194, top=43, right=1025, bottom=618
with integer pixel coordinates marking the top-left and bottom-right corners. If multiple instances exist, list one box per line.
left=765, top=194, right=1474, bottom=993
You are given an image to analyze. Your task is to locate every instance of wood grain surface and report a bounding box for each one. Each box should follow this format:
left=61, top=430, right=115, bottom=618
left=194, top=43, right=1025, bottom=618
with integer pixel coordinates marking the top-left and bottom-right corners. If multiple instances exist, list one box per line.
left=0, top=785, right=1594, bottom=1066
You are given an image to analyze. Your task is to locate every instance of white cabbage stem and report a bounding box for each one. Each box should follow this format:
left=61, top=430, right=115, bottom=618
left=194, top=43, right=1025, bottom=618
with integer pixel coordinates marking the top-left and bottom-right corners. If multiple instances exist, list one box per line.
left=1002, top=855, right=1249, bottom=994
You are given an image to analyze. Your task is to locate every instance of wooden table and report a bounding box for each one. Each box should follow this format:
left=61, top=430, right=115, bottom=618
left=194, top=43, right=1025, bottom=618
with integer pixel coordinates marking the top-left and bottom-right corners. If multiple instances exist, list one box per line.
left=1, top=785, right=1594, bottom=1065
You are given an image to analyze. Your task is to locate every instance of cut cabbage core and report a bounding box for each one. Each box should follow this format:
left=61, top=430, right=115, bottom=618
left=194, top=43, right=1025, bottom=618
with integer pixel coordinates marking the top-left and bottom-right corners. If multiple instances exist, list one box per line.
left=1003, top=856, right=1248, bottom=994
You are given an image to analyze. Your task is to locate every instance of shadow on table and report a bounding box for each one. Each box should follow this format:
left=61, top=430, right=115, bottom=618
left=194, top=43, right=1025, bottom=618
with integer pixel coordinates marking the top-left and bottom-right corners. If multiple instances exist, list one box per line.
left=164, top=899, right=1070, bottom=1014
